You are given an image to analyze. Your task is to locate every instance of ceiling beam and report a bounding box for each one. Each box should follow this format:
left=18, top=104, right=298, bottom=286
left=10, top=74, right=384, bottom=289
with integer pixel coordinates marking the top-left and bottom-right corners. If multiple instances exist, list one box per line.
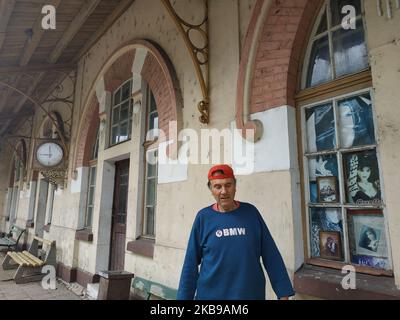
left=73, top=0, right=136, bottom=62
left=0, top=0, right=16, bottom=50
left=19, top=0, right=63, bottom=66
left=48, top=0, right=102, bottom=64
left=0, top=63, right=75, bottom=74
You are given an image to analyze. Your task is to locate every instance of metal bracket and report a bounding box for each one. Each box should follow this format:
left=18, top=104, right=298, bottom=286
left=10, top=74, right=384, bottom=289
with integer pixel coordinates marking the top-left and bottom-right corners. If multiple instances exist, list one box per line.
left=161, top=0, right=209, bottom=124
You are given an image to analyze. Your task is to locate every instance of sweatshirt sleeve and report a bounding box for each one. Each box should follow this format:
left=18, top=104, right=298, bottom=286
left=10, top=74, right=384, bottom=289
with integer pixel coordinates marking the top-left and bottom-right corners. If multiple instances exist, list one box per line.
left=176, top=215, right=202, bottom=300
left=258, top=210, right=295, bottom=299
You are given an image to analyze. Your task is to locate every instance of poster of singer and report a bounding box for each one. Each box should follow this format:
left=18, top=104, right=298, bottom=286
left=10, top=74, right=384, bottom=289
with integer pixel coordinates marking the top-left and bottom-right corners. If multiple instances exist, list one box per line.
left=343, top=150, right=382, bottom=205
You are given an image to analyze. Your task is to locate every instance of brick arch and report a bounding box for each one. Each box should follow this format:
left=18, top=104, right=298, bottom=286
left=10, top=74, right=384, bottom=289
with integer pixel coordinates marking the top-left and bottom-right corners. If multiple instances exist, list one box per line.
left=73, top=40, right=183, bottom=171
left=236, top=0, right=323, bottom=133
left=138, top=40, right=183, bottom=141
left=74, top=96, right=99, bottom=168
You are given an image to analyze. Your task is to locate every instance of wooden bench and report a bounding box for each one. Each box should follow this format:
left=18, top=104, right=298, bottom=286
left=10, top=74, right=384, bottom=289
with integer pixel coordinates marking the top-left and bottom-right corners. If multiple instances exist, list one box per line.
left=2, top=236, right=56, bottom=284
left=0, top=225, right=26, bottom=252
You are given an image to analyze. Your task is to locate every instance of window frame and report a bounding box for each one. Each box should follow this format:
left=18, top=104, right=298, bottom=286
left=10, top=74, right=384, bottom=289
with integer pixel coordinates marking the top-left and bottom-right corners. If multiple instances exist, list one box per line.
left=297, top=82, right=393, bottom=276
left=109, top=78, right=134, bottom=146
left=301, top=0, right=369, bottom=90
left=85, top=127, right=99, bottom=229
left=140, top=86, right=159, bottom=240
left=296, top=1, right=392, bottom=276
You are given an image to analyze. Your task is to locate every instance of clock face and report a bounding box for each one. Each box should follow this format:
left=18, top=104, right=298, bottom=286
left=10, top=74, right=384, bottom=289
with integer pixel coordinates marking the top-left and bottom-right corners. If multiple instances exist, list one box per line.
left=36, top=142, right=64, bottom=167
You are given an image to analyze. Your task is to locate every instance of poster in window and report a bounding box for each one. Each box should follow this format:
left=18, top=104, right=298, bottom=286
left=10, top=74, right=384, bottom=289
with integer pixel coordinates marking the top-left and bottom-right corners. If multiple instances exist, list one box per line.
left=317, top=176, right=339, bottom=203
left=343, top=150, right=382, bottom=205
left=347, top=210, right=388, bottom=260
left=308, top=155, right=338, bottom=203
left=319, top=231, right=343, bottom=261
left=308, top=154, right=338, bottom=181
left=338, top=92, right=375, bottom=149
left=310, top=207, right=343, bottom=259
left=306, top=103, right=336, bottom=152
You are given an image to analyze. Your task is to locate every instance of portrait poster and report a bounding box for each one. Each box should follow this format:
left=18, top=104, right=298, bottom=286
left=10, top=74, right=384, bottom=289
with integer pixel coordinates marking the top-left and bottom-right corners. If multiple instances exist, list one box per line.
left=317, top=176, right=338, bottom=203
left=310, top=207, right=343, bottom=258
left=338, top=92, right=375, bottom=149
left=319, top=231, right=343, bottom=261
left=308, top=154, right=338, bottom=181
left=347, top=210, right=388, bottom=259
left=343, top=150, right=382, bottom=205
left=306, top=103, right=336, bottom=153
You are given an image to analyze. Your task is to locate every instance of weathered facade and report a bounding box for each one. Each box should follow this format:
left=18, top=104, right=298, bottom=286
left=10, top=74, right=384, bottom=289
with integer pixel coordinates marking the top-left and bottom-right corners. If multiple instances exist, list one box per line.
left=1, top=0, right=399, bottom=299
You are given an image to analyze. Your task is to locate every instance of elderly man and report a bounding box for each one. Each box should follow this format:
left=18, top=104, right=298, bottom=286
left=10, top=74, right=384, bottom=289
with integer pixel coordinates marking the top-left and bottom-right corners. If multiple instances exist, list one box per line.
left=177, top=164, right=294, bottom=300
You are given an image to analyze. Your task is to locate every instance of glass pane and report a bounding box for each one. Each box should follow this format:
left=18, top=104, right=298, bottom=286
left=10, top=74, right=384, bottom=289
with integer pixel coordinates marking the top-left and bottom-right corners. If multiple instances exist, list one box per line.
left=86, top=206, right=93, bottom=227
left=331, top=0, right=361, bottom=27
left=119, top=122, right=129, bottom=142
left=119, top=185, right=128, bottom=213
left=112, top=107, right=119, bottom=125
left=118, top=213, right=126, bottom=224
left=121, top=81, right=131, bottom=101
left=92, top=129, right=99, bottom=160
left=310, top=207, right=344, bottom=260
left=113, top=90, right=121, bottom=106
left=111, top=126, right=119, bottom=145
left=305, top=103, right=336, bottom=152
left=347, top=210, right=389, bottom=269
left=333, top=26, right=368, bottom=78
left=150, top=92, right=157, bottom=112
left=343, top=150, right=382, bottom=205
left=120, top=173, right=128, bottom=185
left=120, top=101, right=129, bottom=121
left=338, top=92, right=375, bottom=148
left=90, top=166, right=97, bottom=186
left=308, top=154, right=338, bottom=203
left=146, top=207, right=155, bottom=236
left=146, top=178, right=156, bottom=206
left=316, top=9, right=327, bottom=34
left=149, top=112, right=158, bottom=131
left=306, top=36, right=331, bottom=87
left=147, top=161, right=156, bottom=178
left=88, top=186, right=95, bottom=205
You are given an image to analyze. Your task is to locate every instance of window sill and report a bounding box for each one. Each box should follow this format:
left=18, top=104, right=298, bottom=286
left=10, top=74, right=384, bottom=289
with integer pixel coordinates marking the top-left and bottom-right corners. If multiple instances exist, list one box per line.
left=26, top=220, right=34, bottom=228
left=43, top=224, right=51, bottom=233
left=127, top=238, right=155, bottom=258
left=294, top=264, right=400, bottom=300
left=75, top=228, right=93, bottom=242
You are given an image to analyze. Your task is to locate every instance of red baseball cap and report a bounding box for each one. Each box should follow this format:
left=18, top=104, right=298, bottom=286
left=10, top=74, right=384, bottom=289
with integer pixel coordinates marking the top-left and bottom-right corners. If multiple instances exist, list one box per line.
left=208, top=164, right=235, bottom=180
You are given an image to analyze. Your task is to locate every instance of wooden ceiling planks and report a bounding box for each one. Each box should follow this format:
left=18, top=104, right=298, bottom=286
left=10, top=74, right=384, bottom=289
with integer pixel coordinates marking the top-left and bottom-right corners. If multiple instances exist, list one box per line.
left=0, top=0, right=133, bottom=136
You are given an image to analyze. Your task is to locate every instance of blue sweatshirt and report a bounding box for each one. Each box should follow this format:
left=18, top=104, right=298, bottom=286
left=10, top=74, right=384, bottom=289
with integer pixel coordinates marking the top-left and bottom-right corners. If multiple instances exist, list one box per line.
left=177, top=202, right=295, bottom=300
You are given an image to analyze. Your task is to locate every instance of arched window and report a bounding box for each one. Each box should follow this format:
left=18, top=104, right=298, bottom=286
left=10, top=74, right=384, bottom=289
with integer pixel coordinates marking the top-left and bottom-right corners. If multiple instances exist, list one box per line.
left=141, top=85, right=159, bottom=238
left=303, top=0, right=368, bottom=88
left=85, top=126, right=99, bottom=228
left=110, top=78, right=133, bottom=145
left=297, top=0, right=391, bottom=274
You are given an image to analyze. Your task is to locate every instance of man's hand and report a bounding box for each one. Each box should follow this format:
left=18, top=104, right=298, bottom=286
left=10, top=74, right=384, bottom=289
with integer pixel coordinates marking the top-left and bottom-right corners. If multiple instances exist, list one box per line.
left=279, top=296, right=289, bottom=300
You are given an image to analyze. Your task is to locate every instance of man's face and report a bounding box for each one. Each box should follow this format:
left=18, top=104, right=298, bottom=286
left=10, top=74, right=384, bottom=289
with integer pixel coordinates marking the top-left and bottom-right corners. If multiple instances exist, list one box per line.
left=209, top=178, right=236, bottom=211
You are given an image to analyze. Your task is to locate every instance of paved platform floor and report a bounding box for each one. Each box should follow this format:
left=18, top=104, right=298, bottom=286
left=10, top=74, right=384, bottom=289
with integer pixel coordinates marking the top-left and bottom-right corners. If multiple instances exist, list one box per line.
left=0, top=253, right=84, bottom=300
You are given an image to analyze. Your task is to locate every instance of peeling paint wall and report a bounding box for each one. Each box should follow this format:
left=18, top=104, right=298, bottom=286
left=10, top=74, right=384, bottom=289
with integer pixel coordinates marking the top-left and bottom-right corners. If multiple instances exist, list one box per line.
left=365, top=1, right=400, bottom=286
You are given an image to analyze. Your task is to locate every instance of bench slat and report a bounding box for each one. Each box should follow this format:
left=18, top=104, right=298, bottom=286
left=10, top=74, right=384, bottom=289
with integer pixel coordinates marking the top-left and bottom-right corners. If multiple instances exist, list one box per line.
left=18, top=253, right=39, bottom=267
left=22, top=251, right=44, bottom=266
left=8, top=252, right=30, bottom=266
left=33, top=236, right=54, bottom=246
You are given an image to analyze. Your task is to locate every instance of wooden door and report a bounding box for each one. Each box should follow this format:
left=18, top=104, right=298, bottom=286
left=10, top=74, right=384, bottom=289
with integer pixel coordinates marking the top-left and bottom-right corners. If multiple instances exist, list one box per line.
left=109, top=159, right=129, bottom=270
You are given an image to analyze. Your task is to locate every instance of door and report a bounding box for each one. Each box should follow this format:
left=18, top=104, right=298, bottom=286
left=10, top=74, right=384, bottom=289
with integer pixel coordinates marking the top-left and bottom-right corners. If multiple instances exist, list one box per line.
left=34, top=179, right=49, bottom=237
left=109, top=159, right=130, bottom=270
